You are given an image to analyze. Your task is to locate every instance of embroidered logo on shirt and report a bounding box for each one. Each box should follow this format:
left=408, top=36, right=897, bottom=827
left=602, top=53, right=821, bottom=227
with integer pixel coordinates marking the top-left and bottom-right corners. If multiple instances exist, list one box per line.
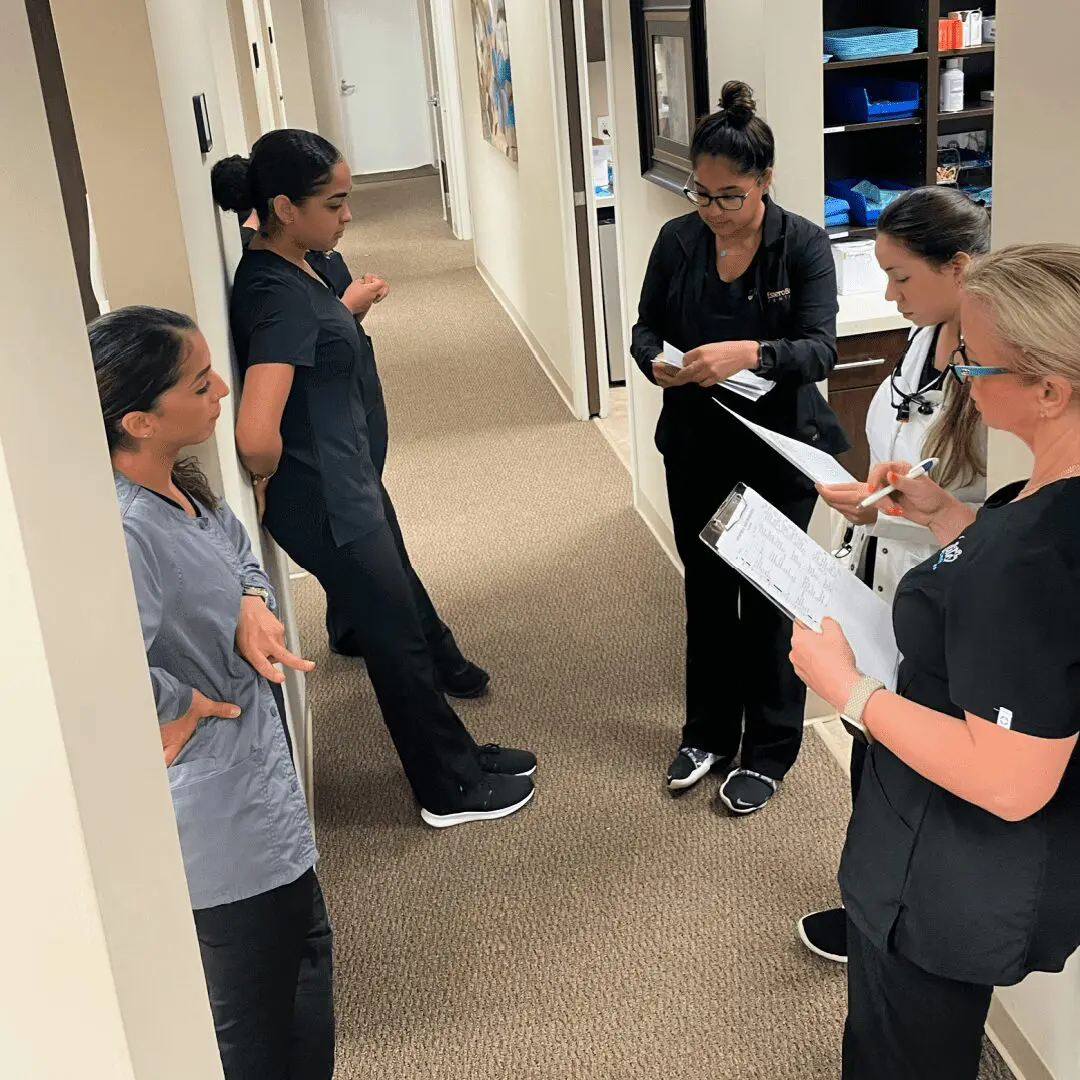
left=766, top=288, right=791, bottom=302
left=931, top=537, right=964, bottom=571
left=996, top=707, right=1014, bottom=730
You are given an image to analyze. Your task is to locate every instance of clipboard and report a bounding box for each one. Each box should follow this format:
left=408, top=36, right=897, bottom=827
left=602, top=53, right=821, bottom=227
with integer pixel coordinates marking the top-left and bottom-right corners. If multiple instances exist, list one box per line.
left=700, top=483, right=900, bottom=692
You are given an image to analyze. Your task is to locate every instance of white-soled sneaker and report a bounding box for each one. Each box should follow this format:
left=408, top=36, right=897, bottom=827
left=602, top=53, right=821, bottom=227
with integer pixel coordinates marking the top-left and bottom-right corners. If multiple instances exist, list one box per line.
left=420, top=773, right=534, bottom=829
left=719, top=768, right=778, bottom=814
left=667, top=745, right=723, bottom=792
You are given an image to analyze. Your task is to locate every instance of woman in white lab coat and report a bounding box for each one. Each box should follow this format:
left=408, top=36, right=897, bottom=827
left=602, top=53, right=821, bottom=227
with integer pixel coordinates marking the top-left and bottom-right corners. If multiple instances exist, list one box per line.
left=798, top=185, right=990, bottom=963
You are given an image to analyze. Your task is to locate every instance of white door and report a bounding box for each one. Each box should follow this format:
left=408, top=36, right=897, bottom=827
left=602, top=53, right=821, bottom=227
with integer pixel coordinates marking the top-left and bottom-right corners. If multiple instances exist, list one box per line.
left=330, top=0, right=434, bottom=175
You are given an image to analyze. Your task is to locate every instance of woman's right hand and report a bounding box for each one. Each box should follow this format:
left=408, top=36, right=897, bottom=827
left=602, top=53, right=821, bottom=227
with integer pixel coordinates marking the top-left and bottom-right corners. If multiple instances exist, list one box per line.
left=865, top=459, right=956, bottom=527
left=652, top=360, right=681, bottom=388
left=161, top=690, right=241, bottom=767
left=816, top=481, right=878, bottom=526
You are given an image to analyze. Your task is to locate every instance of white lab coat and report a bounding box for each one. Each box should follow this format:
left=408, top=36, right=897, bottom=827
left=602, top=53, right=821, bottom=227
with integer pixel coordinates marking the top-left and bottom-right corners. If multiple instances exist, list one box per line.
left=839, top=325, right=986, bottom=603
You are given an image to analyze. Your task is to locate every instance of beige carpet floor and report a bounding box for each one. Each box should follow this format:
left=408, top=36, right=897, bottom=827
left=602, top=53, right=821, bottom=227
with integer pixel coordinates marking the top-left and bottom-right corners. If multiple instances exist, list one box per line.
left=293, top=176, right=1013, bottom=1079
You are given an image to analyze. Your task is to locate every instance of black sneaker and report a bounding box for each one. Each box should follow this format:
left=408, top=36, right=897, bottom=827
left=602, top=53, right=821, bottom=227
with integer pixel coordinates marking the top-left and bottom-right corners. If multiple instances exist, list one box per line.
left=667, top=746, right=723, bottom=792
left=798, top=907, right=848, bottom=963
left=476, top=743, right=536, bottom=777
left=718, top=768, right=777, bottom=814
left=437, top=659, right=491, bottom=699
left=420, top=773, right=534, bottom=829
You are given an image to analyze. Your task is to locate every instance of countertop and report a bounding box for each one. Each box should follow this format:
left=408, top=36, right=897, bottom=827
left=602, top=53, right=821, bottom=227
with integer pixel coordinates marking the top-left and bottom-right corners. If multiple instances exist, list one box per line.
left=837, top=291, right=911, bottom=337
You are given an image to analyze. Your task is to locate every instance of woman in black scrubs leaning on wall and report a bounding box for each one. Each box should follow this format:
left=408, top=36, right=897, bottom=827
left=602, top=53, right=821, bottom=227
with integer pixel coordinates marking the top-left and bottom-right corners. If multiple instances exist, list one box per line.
left=211, top=130, right=536, bottom=829
left=792, top=244, right=1080, bottom=1078
left=631, top=82, right=847, bottom=814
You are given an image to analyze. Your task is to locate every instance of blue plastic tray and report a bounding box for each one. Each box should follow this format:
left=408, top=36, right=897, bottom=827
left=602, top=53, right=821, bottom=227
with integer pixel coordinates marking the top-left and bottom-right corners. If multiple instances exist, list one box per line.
left=826, top=76, right=920, bottom=125
left=826, top=178, right=913, bottom=227
left=823, top=27, right=919, bottom=61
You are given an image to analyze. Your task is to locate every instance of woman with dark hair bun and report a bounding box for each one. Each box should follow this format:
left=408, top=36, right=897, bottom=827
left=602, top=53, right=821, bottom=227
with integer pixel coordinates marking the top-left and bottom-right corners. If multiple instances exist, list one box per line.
left=797, top=184, right=990, bottom=964
left=631, top=81, right=847, bottom=814
left=212, top=130, right=536, bottom=828
left=92, top=305, right=334, bottom=1079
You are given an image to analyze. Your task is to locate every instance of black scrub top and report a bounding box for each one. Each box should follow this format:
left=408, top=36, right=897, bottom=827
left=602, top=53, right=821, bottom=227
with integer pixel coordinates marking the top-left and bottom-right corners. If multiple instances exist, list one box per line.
left=840, top=477, right=1080, bottom=986
left=230, top=246, right=389, bottom=547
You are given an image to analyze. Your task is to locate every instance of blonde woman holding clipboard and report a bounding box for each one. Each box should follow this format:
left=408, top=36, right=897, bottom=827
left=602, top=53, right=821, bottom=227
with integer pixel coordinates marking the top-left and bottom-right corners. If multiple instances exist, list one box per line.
left=792, top=245, right=1080, bottom=1078
left=798, top=186, right=990, bottom=964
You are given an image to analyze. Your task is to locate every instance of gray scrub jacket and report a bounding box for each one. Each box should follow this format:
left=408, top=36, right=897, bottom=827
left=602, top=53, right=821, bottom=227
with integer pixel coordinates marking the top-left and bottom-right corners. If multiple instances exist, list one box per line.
left=116, top=471, right=316, bottom=910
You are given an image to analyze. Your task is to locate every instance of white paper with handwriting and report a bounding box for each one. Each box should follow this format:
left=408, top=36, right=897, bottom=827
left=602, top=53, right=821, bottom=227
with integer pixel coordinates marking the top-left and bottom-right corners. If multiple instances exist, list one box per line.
left=700, top=483, right=899, bottom=691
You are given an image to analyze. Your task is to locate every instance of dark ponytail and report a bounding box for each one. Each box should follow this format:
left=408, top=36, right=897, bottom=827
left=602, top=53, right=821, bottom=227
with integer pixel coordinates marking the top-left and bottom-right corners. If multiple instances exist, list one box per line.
left=690, top=81, right=775, bottom=174
left=211, top=128, right=342, bottom=231
left=878, top=186, right=991, bottom=492
left=88, top=305, right=219, bottom=510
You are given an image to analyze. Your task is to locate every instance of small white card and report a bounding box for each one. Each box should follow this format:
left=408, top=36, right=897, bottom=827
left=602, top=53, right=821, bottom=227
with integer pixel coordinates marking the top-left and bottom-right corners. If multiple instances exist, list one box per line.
left=661, top=341, right=684, bottom=369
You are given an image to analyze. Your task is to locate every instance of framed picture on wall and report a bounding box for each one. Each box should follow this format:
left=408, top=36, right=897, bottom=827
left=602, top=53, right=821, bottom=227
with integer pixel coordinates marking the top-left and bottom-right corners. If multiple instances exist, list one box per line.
left=630, top=0, right=708, bottom=192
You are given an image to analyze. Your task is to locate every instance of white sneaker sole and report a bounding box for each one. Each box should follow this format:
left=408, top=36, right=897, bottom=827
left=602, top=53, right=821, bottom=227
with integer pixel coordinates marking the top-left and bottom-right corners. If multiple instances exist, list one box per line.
left=718, top=769, right=774, bottom=815
left=667, top=752, right=720, bottom=791
left=420, top=787, right=534, bottom=829
left=797, top=918, right=848, bottom=964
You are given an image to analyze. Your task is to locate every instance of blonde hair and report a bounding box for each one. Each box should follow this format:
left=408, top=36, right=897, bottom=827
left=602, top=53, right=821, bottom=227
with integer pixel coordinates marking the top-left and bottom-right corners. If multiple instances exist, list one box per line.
left=923, top=378, right=983, bottom=491
left=962, top=243, right=1080, bottom=392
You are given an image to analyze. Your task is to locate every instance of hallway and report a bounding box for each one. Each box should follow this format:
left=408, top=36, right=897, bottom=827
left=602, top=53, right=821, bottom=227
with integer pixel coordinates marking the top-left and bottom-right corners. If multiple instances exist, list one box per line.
left=292, top=177, right=1011, bottom=1079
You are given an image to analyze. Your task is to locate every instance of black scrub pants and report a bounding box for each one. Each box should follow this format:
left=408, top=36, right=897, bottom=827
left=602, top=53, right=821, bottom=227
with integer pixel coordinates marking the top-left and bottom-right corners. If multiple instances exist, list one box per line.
left=194, top=869, right=335, bottom=1080
left=664, top=459, right=818, bottom=779
left=266, top=483, right=483, bottom=814
left=843, top=742, right=992, bottom=1079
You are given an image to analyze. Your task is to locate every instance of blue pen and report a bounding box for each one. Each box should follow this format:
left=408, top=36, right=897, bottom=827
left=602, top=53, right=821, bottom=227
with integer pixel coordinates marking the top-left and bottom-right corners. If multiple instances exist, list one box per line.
left=857, top=457, right=940, bottom=510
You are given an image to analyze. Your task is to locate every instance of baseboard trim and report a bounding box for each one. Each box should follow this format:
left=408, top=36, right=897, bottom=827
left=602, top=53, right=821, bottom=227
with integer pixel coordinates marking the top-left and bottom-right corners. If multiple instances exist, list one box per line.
left=475, top=259, right=577, bottom=417
left=986, top=996, right=1053, bottom=1080
left=633, top=489, right=681, bottom=574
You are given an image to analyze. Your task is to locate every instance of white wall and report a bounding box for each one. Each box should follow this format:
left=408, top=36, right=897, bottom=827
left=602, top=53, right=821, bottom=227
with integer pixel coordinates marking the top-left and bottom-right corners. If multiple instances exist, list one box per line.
left=587, top=59, right=609, bottom=132
left=301, top=0, right=348, bottom=148
left=330, top=0, right=434, bottom=173
left=2, top=8, right=224, bottom=1075
left=982, top=7, right=1080, bottom=1077
left=450, top=0, right=581, bottom=408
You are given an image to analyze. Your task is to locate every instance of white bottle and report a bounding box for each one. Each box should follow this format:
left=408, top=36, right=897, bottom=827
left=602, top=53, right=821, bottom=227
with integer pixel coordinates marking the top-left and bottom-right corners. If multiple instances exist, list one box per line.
left=940, top=59, right=965, bottom=113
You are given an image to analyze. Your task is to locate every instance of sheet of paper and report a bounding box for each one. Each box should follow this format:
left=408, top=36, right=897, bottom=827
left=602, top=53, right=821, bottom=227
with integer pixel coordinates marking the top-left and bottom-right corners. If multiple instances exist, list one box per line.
left=659, top=343, right=775, bottom=401
left=715, top=399, right=858, bottom=485
left=661, top=341, right=684, bottom=369
left=700, top=485, right=899, bottom=689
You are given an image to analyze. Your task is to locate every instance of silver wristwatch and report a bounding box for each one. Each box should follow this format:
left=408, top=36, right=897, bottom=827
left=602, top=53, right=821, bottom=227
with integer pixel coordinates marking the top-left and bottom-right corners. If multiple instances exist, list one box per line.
left=242, top=585, right=270, bottom=603
left=841, top=673, right=885, bottom=731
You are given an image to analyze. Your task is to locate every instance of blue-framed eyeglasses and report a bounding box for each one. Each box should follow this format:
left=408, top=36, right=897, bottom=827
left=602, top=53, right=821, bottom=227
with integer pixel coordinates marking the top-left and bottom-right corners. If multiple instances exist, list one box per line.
left=947, top=337, right=1010, bottom=383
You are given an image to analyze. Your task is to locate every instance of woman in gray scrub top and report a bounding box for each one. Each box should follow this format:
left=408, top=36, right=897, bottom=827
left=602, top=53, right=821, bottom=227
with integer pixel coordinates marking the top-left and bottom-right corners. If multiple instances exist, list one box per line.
left=90, top=306, right=334, bottom=1080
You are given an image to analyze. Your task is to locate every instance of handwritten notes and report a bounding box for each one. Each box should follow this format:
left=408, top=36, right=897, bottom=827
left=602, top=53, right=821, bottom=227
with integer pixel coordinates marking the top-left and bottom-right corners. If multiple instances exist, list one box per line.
left=701, top=485, right=899, bottom=689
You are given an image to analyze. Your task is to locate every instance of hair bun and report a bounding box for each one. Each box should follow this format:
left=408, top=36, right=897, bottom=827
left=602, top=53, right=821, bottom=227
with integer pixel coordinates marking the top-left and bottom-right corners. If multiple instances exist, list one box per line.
left=210, top=154, right=254, bottom=214
left=718, top=80, right=757, bottom=127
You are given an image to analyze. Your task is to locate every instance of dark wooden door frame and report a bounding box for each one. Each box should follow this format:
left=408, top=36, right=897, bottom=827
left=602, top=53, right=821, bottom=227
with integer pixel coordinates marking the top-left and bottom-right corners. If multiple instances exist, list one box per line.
left=25, top=0, right=99, bottom=323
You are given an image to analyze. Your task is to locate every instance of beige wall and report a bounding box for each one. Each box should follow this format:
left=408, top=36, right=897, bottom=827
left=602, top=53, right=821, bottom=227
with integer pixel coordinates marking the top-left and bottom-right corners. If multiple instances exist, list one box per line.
left=451, top=0, right=579, bottom=406
left=1, top=7, right=224, bottom=1076
left=984, top=8, right=1080, bottom=1075
left=301, top=0, right=348, bottom=148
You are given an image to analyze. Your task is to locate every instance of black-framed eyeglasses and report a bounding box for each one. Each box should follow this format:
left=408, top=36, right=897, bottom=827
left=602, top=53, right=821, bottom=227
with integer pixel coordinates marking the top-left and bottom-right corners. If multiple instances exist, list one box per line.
left=946, top=336, right=1009, bottom=383
left=682, top=173, right=761, bottom=210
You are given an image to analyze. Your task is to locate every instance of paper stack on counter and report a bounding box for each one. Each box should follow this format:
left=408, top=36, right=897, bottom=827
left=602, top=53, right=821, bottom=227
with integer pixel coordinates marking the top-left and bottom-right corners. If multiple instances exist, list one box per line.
left=661, top=342, right=775, bottom=401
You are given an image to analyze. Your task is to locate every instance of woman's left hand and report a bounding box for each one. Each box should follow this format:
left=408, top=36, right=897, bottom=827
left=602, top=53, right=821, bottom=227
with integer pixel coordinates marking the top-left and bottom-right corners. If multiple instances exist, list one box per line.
left=672, top=341, right=757, bottom=387
left=790, top=618, right=860, bottom=711
left=235, top=595, right=315, bottom=683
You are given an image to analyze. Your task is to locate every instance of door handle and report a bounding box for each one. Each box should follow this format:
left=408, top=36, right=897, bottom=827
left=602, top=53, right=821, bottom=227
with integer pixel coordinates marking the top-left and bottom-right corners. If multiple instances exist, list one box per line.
left=427, top=94, right=440, bottom=107
left=340, top=78, right=356, bottom=95
left=833, top=357, right=887, bottom=371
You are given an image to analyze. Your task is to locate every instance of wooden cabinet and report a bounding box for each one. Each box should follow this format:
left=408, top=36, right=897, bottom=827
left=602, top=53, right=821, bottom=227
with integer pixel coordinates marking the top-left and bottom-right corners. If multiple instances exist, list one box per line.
left=828, top=329, right=908, bottom=478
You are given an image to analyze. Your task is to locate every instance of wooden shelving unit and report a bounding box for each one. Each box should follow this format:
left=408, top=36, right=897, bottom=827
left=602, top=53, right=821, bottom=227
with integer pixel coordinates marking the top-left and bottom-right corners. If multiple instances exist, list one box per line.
left=823, top=0, right=996, bottom=241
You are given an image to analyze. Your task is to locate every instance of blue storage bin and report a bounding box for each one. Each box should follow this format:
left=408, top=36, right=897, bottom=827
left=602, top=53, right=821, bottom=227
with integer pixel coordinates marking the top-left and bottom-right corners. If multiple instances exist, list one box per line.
left=826, top=178, right=912, bottom=227
left=823, top=26, right=919, bottom=61
left=824, top=195, right=850, bottom=228
left=826, top=76, right=920, bottom=125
